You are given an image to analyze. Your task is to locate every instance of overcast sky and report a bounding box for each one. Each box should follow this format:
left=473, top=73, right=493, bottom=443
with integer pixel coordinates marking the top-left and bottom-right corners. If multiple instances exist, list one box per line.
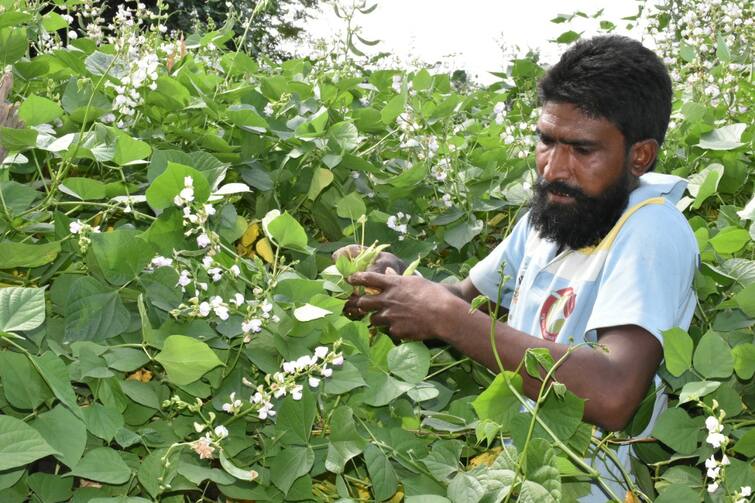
left=303, top=0, right=645, bottom=83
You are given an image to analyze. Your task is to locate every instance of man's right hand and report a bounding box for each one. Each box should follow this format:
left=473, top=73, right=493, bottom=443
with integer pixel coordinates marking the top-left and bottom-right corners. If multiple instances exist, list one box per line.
left=331, top=244, right=407, bottom=319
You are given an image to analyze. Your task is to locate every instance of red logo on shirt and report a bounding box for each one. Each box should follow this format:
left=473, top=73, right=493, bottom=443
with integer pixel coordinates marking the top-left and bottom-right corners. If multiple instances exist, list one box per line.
left=539, top=287, right=576, bottom=341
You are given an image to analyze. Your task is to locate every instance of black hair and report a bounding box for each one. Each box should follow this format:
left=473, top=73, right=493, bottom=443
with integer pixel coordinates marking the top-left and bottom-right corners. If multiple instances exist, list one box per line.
left=538, top=35, right=672, bottom=170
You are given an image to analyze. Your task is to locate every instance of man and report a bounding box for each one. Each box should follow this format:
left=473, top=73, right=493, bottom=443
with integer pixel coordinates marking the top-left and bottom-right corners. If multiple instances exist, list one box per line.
left=338, top=36, right=698, bottom=500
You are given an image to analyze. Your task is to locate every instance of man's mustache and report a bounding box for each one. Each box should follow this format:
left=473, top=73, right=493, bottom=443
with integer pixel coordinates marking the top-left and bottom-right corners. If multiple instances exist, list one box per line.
left=535, top=178, right=588, bottom=201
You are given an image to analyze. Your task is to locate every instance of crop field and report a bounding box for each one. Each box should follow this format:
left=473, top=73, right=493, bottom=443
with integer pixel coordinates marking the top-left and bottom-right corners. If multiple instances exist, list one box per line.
left=0, top=0, right=751, bottom=501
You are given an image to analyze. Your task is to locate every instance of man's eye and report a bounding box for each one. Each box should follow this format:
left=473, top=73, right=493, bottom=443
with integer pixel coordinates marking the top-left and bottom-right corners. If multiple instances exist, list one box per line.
left=574, top=146, right=591, bottom=155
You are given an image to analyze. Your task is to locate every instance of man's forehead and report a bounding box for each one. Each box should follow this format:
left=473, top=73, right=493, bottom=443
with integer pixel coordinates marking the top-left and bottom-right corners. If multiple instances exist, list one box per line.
left=537, top=102, right=620, bottom=142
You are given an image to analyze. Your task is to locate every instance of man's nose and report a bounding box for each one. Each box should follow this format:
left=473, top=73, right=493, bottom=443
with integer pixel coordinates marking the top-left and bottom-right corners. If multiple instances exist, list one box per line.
left=541, top=144, right=572, bottom=183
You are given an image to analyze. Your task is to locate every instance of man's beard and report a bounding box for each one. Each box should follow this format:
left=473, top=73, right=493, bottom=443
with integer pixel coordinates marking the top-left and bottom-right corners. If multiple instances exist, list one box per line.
left=529, top=169, right=632, bottom=250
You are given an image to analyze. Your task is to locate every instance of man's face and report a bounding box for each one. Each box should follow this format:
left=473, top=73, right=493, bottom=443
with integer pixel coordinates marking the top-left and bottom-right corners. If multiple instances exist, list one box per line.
left=529, top=102, right=634, bottom=250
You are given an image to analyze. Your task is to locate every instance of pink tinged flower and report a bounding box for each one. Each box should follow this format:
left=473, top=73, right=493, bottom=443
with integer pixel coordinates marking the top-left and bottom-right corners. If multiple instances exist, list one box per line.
left=69, top=220, right=83, bottom=234
left=196, top=233, right=211, bottom=248
left=191, top=437, right=215, bottom=460
left=308, top=376, right=321, bottom=387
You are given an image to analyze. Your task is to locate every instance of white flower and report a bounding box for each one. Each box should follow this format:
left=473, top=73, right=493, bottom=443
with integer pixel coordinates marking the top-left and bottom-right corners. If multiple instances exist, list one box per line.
left=706, top=416, right=723, bottom=433
left=295, top=355, right=313, bottom=370
left=263, top=103, right=274, bottom=115
left=232, top=293, right=244, bottom=306
left=706, top=431, right=727, bottom=449
left=291, top=384, right=303, bottom=400
left=198, top=302, right=211, bottom=317
left=177, top=270, right=192, bottom=287
left=179, top=187, right=194, bottom=202
left=204, top=204, right=216, bottom=216
left=321, top=366, right=333, bottom=377
left=332, top=354, right=344, bottom=366
left=229, top=264, right=241, bottom=277
left=202, top=256, right=213, bottom=269
left=282, top=360, right=296, bottom=374
left=261, top=302, right=273, bottom=314
left=314, top=346, right=329, bottom=360
left=308, top=376, right=321, bottom=387
left=707, top=465, right=720, bottom=479
left=68, top=31, right=78, bottom=40
left=208, top=267, right=223, bottom=282
left=708, top=482, right=719, bottom=493
left=741, top=486, right=752, bottom=497
left=705, top=455, right=717, bottom=470
left=196, top=233, right=211, bottom=248
left=721, top=454, right=730, bottom=465
left=214, top=425, right=229, bottom=438
left=69, top=220, right=83, bottom=234
left=193, top=422, right=205, bottom=433
left=214, top=305, right=229, bottom=320
left=242, top=318, right=262, bottom=334
left=150, top=255, right=173, bottom=268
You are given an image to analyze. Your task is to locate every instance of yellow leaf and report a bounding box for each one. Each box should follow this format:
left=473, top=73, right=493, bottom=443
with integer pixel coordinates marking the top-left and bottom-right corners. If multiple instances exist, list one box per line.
left=624, top=491, right=639, bottom=503
left=467, top=447, right=502, bottom=468
left=241, top=222, right=260, bottom=247
left=127, top=369, right=153, bottom=383
left=255, top=237, right=274, bottom=263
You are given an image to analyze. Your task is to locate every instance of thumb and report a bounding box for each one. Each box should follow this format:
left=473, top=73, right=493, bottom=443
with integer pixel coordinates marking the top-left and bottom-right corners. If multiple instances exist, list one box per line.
left=385, top=267, right=398, bottom=276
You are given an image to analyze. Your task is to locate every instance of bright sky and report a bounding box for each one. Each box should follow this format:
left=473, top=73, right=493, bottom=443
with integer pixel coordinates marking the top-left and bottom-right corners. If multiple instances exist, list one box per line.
left=303, top=0, right=644, bottom=84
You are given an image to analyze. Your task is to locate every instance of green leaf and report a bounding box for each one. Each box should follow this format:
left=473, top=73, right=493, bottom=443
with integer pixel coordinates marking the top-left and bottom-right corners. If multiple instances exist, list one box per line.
left=146, top=162, right=211, bottom=213
left=697, top=123, right=746, bottom=150
left=82, top=403, right=124, bottom=442
left=693, top=331, right=734, bottom=379
left=121, top=380, right=160, bottom=409
left=687, top=163, right=724, bottom=209
left=227, top=104, right=269, bottom=133
left=270, top=446, right=314, bottom=494
left=89, top=229, right=155, bottom=285
left=31, top=405, right=87, bottom=468
left=518, top=480, right=556, bottom=503
left=652, top=407, right=700, bottom=454
left=18, top=95, right=63, bottom=126
left=709, top=227, right=750, bottom=255
left=28, top=472, right=73, bottom=503
left=335, top=191, right=366, bottom=220
left=412, top=69, right=432, bottom=91
left=733, top=282, right=755, bottom=317
left=60, top=177, right=107, bottom=200
left=0, top=287, right=46, bottom=332
left=361, top=369, right=413, bottom=407
left=265, top=211, right=309, bottom=252
left=275, top=391, right=316, bottom=445
left=307, top=167, right=333, bottom=201
left=32, top=352, right=82, bottom=419
left=67, top=447, right=131, bottom=485
left=524, top=438, right=561, bottom=501
left=364, top=444, right=398, bottom=501
left=655, top=484, right=700, bottom=503
left=0, top=241, right=60, bottom=269
left=0, top=351, right=52, bottom=409
left=0, top=127, right=37, bottom=151
left=84, top=51, right=115, bottom=76
left=732, top=428, right=755, bottom=457
left=387, top=342, right=430, bottom=383
left=64, top=277, right=130, bottom=342
left=323, top=361, right=367, bottom=394
left=155, top=335, right=224, bottom=385
left=444, top=217, right=483, bottom=251
left=447, top=472, right=485, bottom=503
left=732, top=343, right=755, bottom=380
left=0, top=27, right=26, bottom=65
left=471, top=372, right=522, bottom=430
left=661, top=327, right=694, bottom=377
left=0, top=415, right=58, bottom=471
left=328, top=121, right=359, bottom=152
left=325, top=406, right=366, bottom=474
left=678, top=381, right=720, bottom=404
left=381, top=94, right=406, bottom=124
left=555, top=30, right=581, bottom=44
left=113, top=132, right=152, bottom=166
left=537, top=388, right=584, bottom=441
left=104, top=348, right=150, bottom=372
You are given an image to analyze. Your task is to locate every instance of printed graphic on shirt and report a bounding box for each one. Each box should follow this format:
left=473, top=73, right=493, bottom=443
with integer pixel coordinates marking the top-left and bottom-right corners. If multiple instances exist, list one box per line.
left=539, top=287, right=576, bottom=341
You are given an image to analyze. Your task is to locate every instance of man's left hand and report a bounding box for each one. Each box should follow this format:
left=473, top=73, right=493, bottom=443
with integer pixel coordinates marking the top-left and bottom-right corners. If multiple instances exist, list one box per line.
left=347, top=271, right=456, bottom=341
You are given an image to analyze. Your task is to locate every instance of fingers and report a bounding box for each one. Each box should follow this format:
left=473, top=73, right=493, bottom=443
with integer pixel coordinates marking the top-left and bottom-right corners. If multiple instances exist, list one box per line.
left=331, top=244, right=366, bottom=262
left=348, top=271, right=397, bottom=290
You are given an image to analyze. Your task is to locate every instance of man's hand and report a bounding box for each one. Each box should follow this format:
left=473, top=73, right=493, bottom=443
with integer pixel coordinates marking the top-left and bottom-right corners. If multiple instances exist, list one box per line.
left=348, top=271, right=457, bottom=341
left=0, top=72, right=23, bottom=164
left=331, top=244, right=408, bottom=320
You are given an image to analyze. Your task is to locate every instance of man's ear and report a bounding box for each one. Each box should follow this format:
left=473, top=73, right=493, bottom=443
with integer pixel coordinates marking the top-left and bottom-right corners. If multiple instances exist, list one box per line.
left=629, top=139, right=659, bottom=177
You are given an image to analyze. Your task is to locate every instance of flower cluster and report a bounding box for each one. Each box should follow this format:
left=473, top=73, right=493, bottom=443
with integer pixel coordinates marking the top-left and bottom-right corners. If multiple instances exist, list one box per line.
left=704, top=404, right=730, bottom=494
left=173, top=176, right=220, bottom=255
left=431, top=157, right=451, bottom=182
left=492, top=101, right=507, bottom=125
left=68, top=219, right=101, bottom=253
left=245, top=343, right=344, bottom=420
left=386, top=212, right=410, bottom=240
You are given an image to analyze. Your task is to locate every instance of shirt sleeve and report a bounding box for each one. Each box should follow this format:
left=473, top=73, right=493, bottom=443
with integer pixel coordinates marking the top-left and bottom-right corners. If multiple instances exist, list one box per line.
left=584, top=203, right=698, bottom=343
left=468, top=212, right=531, bottom=308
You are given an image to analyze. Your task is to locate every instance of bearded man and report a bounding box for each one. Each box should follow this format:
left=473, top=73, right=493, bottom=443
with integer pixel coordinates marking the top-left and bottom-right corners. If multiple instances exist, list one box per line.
left=337, top=35, right=699, bottom=500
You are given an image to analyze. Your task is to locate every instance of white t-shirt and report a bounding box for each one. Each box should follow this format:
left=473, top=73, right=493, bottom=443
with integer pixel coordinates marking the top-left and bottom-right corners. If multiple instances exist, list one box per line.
left=469, top=172, right=698, bottom=500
